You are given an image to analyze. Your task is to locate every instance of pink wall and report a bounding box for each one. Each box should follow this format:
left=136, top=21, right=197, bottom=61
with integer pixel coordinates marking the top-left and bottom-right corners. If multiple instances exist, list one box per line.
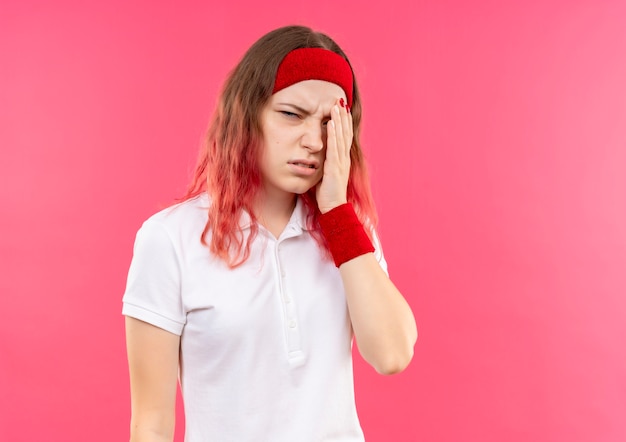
left=2, top=1, right=625, bottom=441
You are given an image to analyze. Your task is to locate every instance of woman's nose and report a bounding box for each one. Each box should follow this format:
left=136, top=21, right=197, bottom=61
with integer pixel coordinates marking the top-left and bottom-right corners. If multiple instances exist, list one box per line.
left=301, top=120, right=325, bottom=152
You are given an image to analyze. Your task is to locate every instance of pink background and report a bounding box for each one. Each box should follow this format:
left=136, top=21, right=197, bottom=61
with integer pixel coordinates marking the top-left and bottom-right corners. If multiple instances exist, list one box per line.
left=2, top=1, right=625, bottom=441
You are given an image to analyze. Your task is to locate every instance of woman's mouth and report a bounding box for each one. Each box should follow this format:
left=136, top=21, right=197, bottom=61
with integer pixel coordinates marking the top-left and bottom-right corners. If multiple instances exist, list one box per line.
left=288, top=160, right=319, bottom=176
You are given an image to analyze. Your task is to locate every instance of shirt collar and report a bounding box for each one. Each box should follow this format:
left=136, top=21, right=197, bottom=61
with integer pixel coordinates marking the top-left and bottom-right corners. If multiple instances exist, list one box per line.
left=238, top=196, right=310, bottom=232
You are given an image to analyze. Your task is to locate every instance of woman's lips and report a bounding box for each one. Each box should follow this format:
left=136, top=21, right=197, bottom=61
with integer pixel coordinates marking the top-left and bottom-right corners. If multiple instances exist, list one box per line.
left=288, top=160, right=319, bottom=176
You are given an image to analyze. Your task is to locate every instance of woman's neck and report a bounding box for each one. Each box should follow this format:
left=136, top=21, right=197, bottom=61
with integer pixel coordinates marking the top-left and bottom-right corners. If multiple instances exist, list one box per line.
left=253, top=191, right=297, bottom=239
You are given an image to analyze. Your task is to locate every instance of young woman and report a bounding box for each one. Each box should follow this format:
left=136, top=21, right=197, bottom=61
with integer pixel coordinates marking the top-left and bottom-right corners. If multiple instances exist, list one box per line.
left=123, top=25, right=417, bottom=442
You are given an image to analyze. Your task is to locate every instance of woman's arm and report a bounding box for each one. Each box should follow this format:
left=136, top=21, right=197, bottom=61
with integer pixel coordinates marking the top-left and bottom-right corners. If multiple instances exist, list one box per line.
left=125, top=317, right=180, bottom=442
left=318, top=101, right=417, bottom=375
left=340, top=253, right=417, bottom=375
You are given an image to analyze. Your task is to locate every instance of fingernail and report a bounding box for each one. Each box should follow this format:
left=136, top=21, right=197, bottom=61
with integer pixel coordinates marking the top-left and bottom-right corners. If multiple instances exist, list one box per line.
left=339, top=98, right=345, bottom=108
left=346, top=104, right=351, bottom=113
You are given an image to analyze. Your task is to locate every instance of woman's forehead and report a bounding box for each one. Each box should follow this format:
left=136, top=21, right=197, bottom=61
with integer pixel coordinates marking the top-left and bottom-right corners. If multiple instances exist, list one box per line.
left=271, top=80, right=346, bottom=104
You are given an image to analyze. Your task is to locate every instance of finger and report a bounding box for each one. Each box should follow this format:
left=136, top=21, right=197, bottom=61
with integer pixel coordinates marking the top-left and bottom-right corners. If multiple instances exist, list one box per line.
left=341, top=104, right=353, bottom=154
left=326, top=118, right=339, bottom=164
left=331, top=104, right=345, bottom=160
left=336, top=99, right=352, bottom=155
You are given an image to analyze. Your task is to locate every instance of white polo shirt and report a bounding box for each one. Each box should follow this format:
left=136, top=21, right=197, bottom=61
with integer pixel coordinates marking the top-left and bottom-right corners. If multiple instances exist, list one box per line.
left=122, top=193, right=387, bottom=442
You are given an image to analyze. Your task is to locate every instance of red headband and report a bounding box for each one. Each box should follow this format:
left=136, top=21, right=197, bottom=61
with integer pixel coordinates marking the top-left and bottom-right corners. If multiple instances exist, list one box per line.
left=273, top=48, right=354, bottom=106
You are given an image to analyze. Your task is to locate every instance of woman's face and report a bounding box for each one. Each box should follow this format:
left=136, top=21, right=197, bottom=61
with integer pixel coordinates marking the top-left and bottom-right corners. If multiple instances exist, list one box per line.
left=258, top=79, right=347, bottom=202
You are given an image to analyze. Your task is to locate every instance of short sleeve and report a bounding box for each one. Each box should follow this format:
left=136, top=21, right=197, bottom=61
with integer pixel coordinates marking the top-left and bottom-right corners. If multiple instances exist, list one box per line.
left=122, top=219, right=186, bottom=335
left=371, top=230, right=389, bottom=276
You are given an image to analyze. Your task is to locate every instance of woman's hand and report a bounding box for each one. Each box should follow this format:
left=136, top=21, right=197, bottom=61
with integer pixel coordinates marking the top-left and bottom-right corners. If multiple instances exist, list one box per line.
left=316, top=98, right=353, bottom=214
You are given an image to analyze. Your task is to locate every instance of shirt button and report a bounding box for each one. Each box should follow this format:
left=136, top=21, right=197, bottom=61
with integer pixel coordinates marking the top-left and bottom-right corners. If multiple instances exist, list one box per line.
left=284, top=297, right=291, bottom=304
left=281, top=269, right=286, bottom=277
left=288, top=320, right=297, bottom=328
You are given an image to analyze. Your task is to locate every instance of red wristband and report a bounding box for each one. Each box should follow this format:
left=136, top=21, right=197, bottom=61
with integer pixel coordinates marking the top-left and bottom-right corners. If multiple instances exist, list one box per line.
left=318, top=203, right=375, bottom=267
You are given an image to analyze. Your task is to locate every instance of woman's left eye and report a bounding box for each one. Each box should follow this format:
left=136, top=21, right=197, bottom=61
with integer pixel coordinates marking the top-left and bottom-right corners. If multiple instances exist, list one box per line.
left=280, top=111, right=299, bottom=118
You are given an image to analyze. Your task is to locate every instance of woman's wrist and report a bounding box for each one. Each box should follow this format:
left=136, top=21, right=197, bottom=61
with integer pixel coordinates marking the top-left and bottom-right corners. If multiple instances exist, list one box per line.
left=318, top=203, right=375, bottom=267
left=318, top=198, right=348, bottom=215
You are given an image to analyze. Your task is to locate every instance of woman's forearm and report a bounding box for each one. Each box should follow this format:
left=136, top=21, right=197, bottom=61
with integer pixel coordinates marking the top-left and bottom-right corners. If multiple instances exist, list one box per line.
left=340, top=253, right=417, bottom=375
left=129, top=425, right=174, bottom=442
